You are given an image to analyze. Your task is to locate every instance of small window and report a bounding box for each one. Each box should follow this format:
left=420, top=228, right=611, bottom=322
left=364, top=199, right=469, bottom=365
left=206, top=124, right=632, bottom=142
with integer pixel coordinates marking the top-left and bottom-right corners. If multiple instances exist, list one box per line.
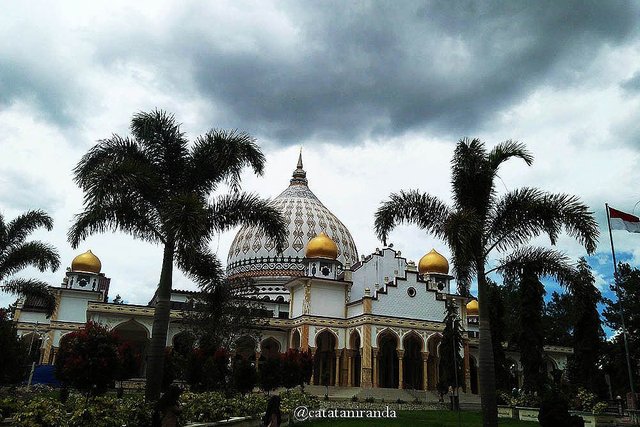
left=407, top=287, right=416, bottom=297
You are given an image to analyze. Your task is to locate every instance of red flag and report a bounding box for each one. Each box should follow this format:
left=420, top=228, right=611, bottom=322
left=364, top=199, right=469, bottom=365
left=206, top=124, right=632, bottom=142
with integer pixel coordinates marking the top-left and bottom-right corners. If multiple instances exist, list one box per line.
left=609, top=206, right=640, bottom=233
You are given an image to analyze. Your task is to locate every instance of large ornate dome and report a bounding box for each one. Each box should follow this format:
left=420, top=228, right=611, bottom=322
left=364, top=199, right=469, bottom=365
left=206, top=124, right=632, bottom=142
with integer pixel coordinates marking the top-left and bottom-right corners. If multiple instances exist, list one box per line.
left=227, top=153, right=358, bottom=279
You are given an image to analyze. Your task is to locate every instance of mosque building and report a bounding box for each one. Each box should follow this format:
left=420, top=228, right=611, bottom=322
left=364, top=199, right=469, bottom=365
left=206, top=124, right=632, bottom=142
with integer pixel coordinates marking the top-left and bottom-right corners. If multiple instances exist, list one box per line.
left=13, top=154, right=572, bottom=393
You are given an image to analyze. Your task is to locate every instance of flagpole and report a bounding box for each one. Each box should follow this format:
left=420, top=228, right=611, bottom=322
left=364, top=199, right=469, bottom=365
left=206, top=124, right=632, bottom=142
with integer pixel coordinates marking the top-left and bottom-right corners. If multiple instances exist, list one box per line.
left=606, top=203, right=637, bottom=410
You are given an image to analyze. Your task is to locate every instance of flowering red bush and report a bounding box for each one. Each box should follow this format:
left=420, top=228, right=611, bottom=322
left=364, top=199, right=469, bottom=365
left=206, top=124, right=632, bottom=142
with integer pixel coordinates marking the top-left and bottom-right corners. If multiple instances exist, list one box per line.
left=55, top=321, right=121, bottom=394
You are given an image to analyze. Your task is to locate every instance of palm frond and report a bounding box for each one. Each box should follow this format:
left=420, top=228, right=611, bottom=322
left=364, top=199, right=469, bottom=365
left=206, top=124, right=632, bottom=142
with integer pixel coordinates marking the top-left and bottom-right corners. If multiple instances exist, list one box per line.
left=374, top=190, right=450, bottom=244
left=450, top=138, right=494, bottom=216
left=2, top=278, right=56, bottom=317
left=187, top=129, right=265, bottom=194
left=73, top=135, right=160, bottom=205
left=488, top=140, right=533, bottom=170
left=68, top=202, right=164, bottom=249
left=130, top=110, right=188, bottom=171
left=164, top=192, right=210, bottom=246
left=442, top=209, right=480, bottom=293
left=207, top=193, right=288, bottom=253
left=486, top=189, right=599, bottom=255
left=0, top=241, right=60, bottom=279
left=175, top=244, right=225, bottom=290
left=491, top=246, right=576, bottom=287
left=5, top=210, right=54, bottom=247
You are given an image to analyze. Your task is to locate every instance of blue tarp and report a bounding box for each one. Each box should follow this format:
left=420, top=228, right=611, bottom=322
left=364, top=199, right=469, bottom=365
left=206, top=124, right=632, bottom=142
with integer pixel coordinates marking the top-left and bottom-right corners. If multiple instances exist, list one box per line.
left=29, top=364, right=61, bottom=386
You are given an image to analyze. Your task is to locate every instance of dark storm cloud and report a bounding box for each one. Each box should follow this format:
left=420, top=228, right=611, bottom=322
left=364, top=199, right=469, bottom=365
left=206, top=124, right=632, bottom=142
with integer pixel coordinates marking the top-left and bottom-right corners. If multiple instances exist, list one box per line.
left=2, top=1, right=639, bottom=144
left=175, top=1, right=639, bottom=144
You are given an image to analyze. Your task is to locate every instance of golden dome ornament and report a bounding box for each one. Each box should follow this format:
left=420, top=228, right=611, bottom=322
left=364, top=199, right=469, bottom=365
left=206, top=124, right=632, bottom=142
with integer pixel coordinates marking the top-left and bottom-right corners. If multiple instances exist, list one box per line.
left=418, top=248, right=449, bottom=275
left=305, top=232, right=339, bottom=260
left=466, top=299, right=479, bottom=316
left=71, top=250, right=102, bottom=274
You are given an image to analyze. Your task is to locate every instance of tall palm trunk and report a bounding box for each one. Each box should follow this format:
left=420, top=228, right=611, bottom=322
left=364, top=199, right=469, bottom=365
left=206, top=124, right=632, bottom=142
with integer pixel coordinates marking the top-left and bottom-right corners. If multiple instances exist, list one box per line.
left=145, top=239, right=174, bottom=401
left=477, top=261, right=498, bottom=427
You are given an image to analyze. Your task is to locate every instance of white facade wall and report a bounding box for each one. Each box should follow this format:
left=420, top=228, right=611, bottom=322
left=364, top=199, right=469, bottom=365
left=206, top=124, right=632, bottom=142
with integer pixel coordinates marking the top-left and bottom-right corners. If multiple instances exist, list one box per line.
left=370, top=273, right=446, bottom=321
left=57, top=292, right=100, bottom=322
left=309, top=283, right=345, bottom=318
left=346, top=303, right=364, bottom=318
left=350, top=249, right=406, bottom=300
left=289, top=284, right=304, bottom=318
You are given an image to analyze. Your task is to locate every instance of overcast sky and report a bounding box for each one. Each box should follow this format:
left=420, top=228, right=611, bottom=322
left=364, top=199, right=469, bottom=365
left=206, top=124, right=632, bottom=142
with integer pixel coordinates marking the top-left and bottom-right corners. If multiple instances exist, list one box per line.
left=2, top=1, right=640, bottom=316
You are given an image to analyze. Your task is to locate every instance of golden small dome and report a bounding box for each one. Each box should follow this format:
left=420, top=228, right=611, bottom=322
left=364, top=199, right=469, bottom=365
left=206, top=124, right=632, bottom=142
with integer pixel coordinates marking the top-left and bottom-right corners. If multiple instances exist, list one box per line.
left=466, top=299, right=479, bottom=316
left=418, top=248, right=449, bottom=274
left=305, top=232, right=338, bottom=260
left=71, top=250, right=102, bottom=274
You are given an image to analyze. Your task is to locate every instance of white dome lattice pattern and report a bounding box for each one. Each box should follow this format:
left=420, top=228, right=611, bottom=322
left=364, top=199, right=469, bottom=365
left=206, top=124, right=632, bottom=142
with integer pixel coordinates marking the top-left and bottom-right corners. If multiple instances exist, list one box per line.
left=226, top=155, right=358, bottom=279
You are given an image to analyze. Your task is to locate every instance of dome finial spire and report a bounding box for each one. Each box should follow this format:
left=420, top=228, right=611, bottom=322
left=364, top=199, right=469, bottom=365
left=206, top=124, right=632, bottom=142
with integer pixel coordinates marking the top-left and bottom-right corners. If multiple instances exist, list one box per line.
left=290, top=149, right=308, bottom=186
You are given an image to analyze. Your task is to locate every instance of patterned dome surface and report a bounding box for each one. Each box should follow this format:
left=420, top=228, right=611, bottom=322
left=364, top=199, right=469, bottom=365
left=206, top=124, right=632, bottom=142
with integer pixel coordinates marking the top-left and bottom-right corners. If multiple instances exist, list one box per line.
left=227, top=154, right=358, bottom=279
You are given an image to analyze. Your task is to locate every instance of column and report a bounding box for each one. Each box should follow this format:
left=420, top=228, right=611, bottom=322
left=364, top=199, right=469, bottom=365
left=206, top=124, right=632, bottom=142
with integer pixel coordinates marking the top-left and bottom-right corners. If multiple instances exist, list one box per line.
left=310, top=347, right=316, bottom=385
left=347, top=351, right=353, bottom=387
left=372, top=348, right=378, bottom=388
left=463, top=341, right=471, bottom=393
left=422, top=352, right=429, bottom=391
left=397, top=349, right=405, bottom=389
left=361, top=324, right=373, bottom=388
left=255, top=352, right=261, bottom=372
left=335, top=353, right=341, bottom=386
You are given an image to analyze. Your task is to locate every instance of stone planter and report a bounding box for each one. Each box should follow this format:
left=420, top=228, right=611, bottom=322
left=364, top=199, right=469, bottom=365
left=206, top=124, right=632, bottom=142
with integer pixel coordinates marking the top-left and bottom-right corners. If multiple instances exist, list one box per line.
left=497, top=405, right=517, bottom=419
left=515, top=406, right=539, bottom=422
left=569, top=412, right=618, bottom=427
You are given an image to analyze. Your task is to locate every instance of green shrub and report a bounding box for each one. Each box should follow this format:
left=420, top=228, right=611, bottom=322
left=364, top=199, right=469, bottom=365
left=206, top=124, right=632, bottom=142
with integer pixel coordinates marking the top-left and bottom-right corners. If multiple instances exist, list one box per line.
left=0, top=395, right=20, bottom=418
left=591, top=401, right=608, bottom=415
left=229, top=393, right=268, bottom=417
left=68, top=395, right=125, bottom=427
left=180, top=391, right=228, bottom=422
left=571, top=387, right=598, bottom=412
left=279, top=389, right=319, bottom=415
left=14, top=397, right=68, bottom=427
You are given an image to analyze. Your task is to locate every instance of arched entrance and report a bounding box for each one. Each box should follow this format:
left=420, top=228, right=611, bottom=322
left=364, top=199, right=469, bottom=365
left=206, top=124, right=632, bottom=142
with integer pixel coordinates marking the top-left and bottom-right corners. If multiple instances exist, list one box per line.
left=426, top=334, right=441, bottom=390
left=21, top=332, right=43, bottom=364
left=378, top=331, right=399, bottom=388
left=112, top=320, right=149, bottom=376
left=470, top=356, right=479, bottom=394
left=314, top=330, right=337, bottom=386
left=259, top=337, right=280, bottom=360
left=403, top=333, right=424, bottom=390
left=291, top=330, right=301, bottom=350
left=349, top=331, right=361, bottom=387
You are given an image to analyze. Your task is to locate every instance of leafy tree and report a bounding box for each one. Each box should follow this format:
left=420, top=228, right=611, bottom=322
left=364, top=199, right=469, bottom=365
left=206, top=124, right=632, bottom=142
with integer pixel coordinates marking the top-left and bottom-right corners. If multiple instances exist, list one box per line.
left=0, top=210, right=60, bottom=316
left=602, top=262, right=639, bottom=396
left=68, top=110, right=287, bottom=400
left=299, top=349, right=314, bottom=388
left=258, top=357, right=282, bottom=393
left=543, top=291, right=574, bottom=346
left=439, top=301, right=464, bottom=389
left=232, top=357, right=257, bottom=394
left=0, top=308, right=28, bottom=384
left=517, top=269, right=547, bottom=394
left=186, top=348, right=231, bottom=391
left=375, top=138, right=598, bottom=425
left=185, top=277, right=266, bottom=353
left=281, top=349, right=302, bottom=389
left=485, top=279, right=510, bottom=391
left=55, top=321, right=121, bottom=395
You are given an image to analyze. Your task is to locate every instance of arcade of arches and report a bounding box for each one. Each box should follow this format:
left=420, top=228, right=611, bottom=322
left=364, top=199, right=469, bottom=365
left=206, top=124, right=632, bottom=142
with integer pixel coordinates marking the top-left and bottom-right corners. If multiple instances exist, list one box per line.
left=238, top=328, right=474, bottom=391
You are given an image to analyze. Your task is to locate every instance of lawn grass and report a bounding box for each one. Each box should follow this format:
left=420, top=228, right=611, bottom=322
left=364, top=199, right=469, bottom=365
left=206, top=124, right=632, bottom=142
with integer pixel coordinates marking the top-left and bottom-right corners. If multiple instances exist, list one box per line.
left=300, top=410, right=537, bottom=426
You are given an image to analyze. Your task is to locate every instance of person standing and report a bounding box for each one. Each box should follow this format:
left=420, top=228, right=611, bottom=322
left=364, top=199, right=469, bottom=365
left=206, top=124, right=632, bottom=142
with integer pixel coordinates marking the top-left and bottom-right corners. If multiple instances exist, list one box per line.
left=262, top=395, right=282, bottom=427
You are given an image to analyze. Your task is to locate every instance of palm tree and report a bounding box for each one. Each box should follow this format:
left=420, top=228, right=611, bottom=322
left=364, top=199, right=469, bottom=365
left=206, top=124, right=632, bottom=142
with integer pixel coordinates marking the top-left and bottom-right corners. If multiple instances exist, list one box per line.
left=69, top=110, right=287, bottom=400
left=374, top=138, right=598, bottom=426
left=0, top=210, right=60, bottom=317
